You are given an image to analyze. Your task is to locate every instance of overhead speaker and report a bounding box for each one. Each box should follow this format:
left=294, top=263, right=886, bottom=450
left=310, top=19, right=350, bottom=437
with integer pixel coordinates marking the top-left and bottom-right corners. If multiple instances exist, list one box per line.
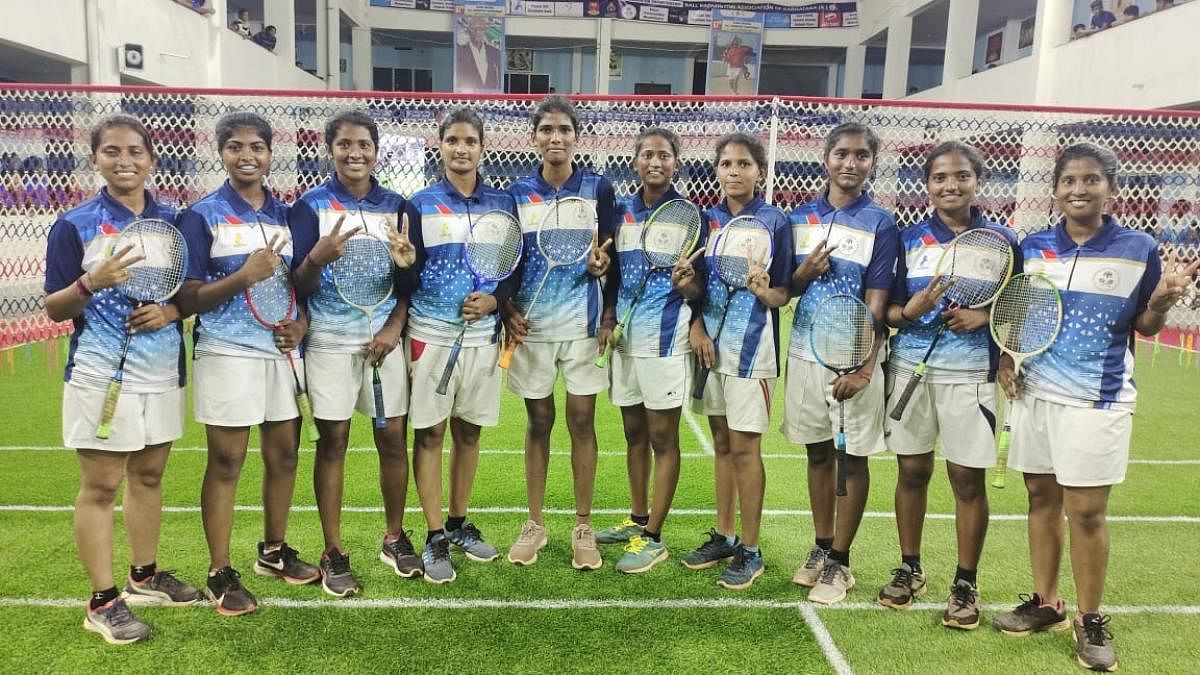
left=123, top=44, right=144, bottom=70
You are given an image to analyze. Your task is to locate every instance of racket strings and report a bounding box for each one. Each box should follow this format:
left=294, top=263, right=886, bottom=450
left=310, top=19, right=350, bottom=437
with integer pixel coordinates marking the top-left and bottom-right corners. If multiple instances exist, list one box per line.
left=332, top=237, right=393, bottom=307
left=991, top=275, right=1062, bottom=354
left=939, top=230, right=1012, bottom=308
left=538, top=199, right=594, bottom=264
left=714, top=225, right=771, bottom=289
left=642, top=202, right=701, bottom=268
left=116, top=220, right=187, bottom=302
left=810, top=295, right=874, bottom=370
left=247, top=264, right=294, bottom=326
left=466, top=212, right=523, bottom=281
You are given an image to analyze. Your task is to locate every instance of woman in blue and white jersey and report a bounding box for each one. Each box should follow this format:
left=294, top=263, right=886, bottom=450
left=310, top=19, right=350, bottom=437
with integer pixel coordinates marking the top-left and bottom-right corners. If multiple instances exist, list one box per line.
left=683, top=132, right=793, bottom=591
left=177, top=112, right=319, bottom=617
left=991, top=143, right=1195, bottom=672
left=593, top=127, right=709, bottom=574
left=879, top=141, right=1020, bottom=625
left=397, top=106, right=518, bottom=583
left=43, top=115, right=198, bottom=644
left=290, top=110, right=414, bottom=596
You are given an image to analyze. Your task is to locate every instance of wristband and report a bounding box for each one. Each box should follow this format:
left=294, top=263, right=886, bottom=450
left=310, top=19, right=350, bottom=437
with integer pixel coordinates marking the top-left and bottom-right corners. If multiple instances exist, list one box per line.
left=74, top=275, right=94, bottom=299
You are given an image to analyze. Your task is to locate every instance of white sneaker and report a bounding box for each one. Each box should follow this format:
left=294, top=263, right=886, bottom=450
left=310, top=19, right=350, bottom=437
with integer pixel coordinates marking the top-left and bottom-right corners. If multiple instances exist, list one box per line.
left=808, top=560, right=855, bottom=605
left=571, top=523, right=602, bottom=570
left=507, top=519, right=548, bottom=566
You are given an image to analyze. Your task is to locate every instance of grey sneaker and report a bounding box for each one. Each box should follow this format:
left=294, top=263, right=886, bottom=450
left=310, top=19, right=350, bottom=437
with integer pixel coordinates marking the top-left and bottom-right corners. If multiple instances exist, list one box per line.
left=446, top=521, right=500, bottom=563
left=942, top=579, right=981, bottom=630
left=877, top=563, right=927, bottom=610
left=254, top=542, right=320, bottom=585
left=319, top=549, right=360, bottom=598
left=808, top=560, right=855, bottom=605
left=992, top=593, right=1070, bottom=636
left=681, top=529, right=738, bottom=570
left=792, top=545, right=828, bottom=587
left=380, top=531, right=424, bottom=578
left=596, top=517, right=644, bottom=544
left=507, top=520, right=548, bottom=566
left=1075, top=613, right=1117, bottom=672
left=205, top=567, right=258, bottom=617
left=716, top=546, right=765, bottom=590
left=83, top=597, right=151, bottom=645
left=123, top=570, right=200, bottom=606
left=422, top=533, right=457, bottom=584
left=571, top=524, right=602, bottom=571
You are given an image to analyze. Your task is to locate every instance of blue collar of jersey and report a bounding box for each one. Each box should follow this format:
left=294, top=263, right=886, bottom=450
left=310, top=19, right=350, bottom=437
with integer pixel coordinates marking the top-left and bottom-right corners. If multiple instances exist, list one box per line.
left=1053, top=214, right=1119, bottom=253
left=438, top=174, right=488, bottom=203
left=928, top=206, right=984, bottom=242
left=716, top=194, right=765, bottom=218
left=532, top=162, right=583, bottom=195
left=635, top=186, right=683, bottom=214
left=817, top=189, right=874, bottom=216
left=218, top=180, right=278, bottom=219
left=98, top=187, right=162, bottom=220
left=325, top=174, right=386, bottom=206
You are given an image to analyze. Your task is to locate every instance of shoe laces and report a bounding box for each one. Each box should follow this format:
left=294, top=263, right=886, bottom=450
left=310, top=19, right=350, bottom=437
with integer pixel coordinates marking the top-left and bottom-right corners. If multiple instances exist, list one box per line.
left=574, top=525, right=597, bottom=548
left=726, top=546, right=746, bottom=572
left=617, top=518, right=638, bottom=530
left=386, top=530, right=417, bottom=557
left=694, top=529, right=726, bottom=556
left=212, top=567, right=244, bottom=593
left=150, top=569, right=185, bottom=592
left=429, top=537, right=451, bottom=562
left=818, top=561, right=843, bottom=586
left=1012, top=592, right=1040, bottom=615
left=277, top=544, right=302, bottom=564
left=460, top=521, right=484, bottom=544
left=105, top=599, right=137, bottom=627
left=624, top=535, right=647, bottom=555
left=949, top=582, right=976, bottom=609
left=325, top=550, right=351, bottom=575
left=1082, top=614, right=1113, bottom=646
left=518, top=521, right=542, bottom=543
left=888, top=566, right=914, bottom=589
left=803, top=546, right=826, bottom=569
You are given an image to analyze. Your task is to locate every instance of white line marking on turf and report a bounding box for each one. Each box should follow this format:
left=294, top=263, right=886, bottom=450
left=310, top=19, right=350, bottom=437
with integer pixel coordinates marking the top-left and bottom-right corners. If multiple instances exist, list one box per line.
left=2, top=445, right=1195, bottom=466
left=681, top=406, right=715, bottom=455
left=800, top=604, right=854, bottom=675
left=2, top=504, right=1198, bottom=523
left=2, top=596, right=1198, bottom=615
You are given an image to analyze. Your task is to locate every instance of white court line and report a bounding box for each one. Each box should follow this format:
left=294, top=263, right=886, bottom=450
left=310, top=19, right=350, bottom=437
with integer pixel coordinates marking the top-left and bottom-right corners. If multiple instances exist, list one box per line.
left=2, top=504, right=1197, bottom=523
left=681, top=406, right=715, bottom=455
left=1, top=596, right=1198, bottom=615
left=799, top=604, right=854, bottom=675
left=1, top=445, right=1195, bottom=466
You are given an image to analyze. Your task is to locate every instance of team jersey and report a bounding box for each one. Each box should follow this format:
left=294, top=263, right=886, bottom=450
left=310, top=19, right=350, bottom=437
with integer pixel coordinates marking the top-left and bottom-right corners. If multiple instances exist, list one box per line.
left=43, top=188, right=185, bottom=393
left=611, top=188, right=709, bottom=358
left=508, top=163, right=618, bottom=342
left=888, top=208, right=1021, bottom=383
left=180, top=181, right=295, bottom=359
left=400, top=176, right=519, bottom=348
left=290, top=176, right=405, bottom=354
left=698, top=197, right=793, bottom=379
left=1020, top=216, right=1161, bottom=410
left=789, top=191, right=899, bottom=362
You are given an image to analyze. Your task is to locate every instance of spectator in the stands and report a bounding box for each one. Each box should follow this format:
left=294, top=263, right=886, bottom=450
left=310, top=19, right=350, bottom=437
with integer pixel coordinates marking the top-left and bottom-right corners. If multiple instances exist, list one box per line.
left=1072, top=23, right=1089, bottom=38
left=21, top=156, right=51, bottom=208
left=253, top=25, right=277, bottom=51
left=1090, top=1, right=1117, bottom=30
left=1156, top=0, right=1175, bottom=10
left=230, top=10, right=252, bottom=38
left=1119, top=4, right=1140, bottom=23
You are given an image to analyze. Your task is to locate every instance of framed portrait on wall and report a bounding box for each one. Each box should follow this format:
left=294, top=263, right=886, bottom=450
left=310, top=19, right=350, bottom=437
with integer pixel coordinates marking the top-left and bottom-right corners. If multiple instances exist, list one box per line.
left=985, top=31, right=1003, bottom=64
left=1019, top=17, right=1035, bottom=49
left=507, top=48, right=533, bottom=73
left=609, top=52, right=622, bottom=78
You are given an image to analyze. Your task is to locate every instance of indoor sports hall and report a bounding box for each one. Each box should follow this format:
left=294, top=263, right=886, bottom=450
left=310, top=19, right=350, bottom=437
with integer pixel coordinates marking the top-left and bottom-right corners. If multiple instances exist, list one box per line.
left=1, top=1, right=1198, bottom=673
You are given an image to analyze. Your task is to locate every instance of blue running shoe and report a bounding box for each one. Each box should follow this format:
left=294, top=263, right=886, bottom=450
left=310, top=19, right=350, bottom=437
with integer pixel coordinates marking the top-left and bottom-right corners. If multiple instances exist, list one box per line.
left=422, top=533, right=457, bottom=584
left=717, top=545, right=764, bottom=590
left=446, top=521, right=499, bottom=563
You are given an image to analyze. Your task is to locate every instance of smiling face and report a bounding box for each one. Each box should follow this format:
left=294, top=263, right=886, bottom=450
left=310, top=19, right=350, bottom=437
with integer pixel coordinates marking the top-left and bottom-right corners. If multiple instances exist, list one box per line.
left=1055, top=157, right=1112, bottom=225
left=716, top=141, right=761, bottom=203
left=926, top=152, right=979, bottom=217
left=633, top=135, right=677, bottom=192
left=329, top=123, right=377, bottom=185
left=533, top=110, right=577, bottom=169
left=824, top=131, right=875, bottom=197
left=90, top=124, right=154, bottom=197
left=440, top=121, right=483, bottom=178
left=220, top=126, right=271, bottom=190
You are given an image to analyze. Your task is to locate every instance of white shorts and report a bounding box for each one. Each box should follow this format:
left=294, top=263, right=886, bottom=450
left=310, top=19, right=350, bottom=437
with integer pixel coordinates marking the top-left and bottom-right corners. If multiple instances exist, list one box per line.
left=193, top=353, right=305, bottom=427
left=690, top=372, right=775, bottom=434
left=507, top=338, right=608, bottom=399
left=609, top=352, right=691, bottom=410
left=779, top=353, right=886, bottom=457
left=305, top=348, right=409, bottom=422
left=62, top=383, right=184, bottom=452
left=1007, top=395, right=1132, bottom=487
left=407, top=337, right=502, bottom=429
left=883, top=374, right=998, bottom=469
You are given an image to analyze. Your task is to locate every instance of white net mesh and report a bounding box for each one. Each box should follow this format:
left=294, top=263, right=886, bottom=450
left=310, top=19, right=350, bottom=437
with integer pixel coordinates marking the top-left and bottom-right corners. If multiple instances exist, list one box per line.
left=3, top=86, right=1198, bottom=350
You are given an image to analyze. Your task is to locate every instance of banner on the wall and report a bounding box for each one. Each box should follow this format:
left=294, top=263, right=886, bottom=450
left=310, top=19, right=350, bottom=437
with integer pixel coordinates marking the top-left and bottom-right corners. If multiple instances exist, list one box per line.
left=453, top=0, right=507, bottom=94
left=371, top=0, right=857, bottom=29
left=706, top=9, right=763, bottom=95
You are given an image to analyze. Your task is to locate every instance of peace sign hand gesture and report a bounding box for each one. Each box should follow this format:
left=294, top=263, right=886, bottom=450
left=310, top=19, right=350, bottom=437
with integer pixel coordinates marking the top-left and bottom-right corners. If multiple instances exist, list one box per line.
left=387, top=212, right=416, bottom=269
left=1149, top=252, right=1200, bottom=314
left=587, top=232, right=614, bottom=278
left=307, top=215, right=362, bottom=267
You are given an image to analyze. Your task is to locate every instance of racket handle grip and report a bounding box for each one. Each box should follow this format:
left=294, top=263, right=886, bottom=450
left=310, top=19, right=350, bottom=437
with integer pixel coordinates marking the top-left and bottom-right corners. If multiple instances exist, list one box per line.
left=888, top=372, right=923, bottom=421
left=692, top=364, right=711, bottom=400
left=498, top=341, right=517, bottom=370
left=835, top=432, right=848, bottom=497
left=94, top=380, right=122, bottom=439
left=296, top=393, right=319, bottom=442
left=371, top=367, right=387, bottom=429
left=596, top=324, right=622, bottom=368
left=436, top=342, right=462, bottom=396
left=992, top=420, right=1011, bottom=489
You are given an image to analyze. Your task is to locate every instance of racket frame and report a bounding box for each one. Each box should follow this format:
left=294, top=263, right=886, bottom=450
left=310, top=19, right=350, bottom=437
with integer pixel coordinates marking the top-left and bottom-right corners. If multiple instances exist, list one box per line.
left=331, top=232, right=395, bottom=429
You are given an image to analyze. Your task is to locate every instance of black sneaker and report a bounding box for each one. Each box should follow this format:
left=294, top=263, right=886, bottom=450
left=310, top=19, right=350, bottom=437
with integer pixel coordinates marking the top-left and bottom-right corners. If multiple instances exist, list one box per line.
left=205, top=567, right=258, bottom=617
left=254, top=542, right=321, bottom=585
left=877, top=563, right=927, bottom=610
left=124, top=570, right=201, bottom=606
left=1075, top=613, right=1117, bottom=672
left=681, top=529, right=738, bottom=570
left=320, top=548, right=360, bottom=598
left=380, top=531, right=424, bottom=578
left=992, top=593, right=1070, bottom=636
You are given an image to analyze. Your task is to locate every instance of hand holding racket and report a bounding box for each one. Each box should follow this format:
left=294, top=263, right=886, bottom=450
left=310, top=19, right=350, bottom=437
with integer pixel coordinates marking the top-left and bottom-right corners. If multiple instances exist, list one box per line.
left=436, top=210, right=523, bottom=395
left=890, top=228, right=1013, bottom=420
left=330, top=233, right=395, bottom=429
left=596, top=199, right=702, bottom=368
left=498, top=196, right=596, bottom=369
left=95, top=218, right=188, bottom=439
left=989, top=272, right=1063, bottom=488
left=810, top=293, right=875, bottom=496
